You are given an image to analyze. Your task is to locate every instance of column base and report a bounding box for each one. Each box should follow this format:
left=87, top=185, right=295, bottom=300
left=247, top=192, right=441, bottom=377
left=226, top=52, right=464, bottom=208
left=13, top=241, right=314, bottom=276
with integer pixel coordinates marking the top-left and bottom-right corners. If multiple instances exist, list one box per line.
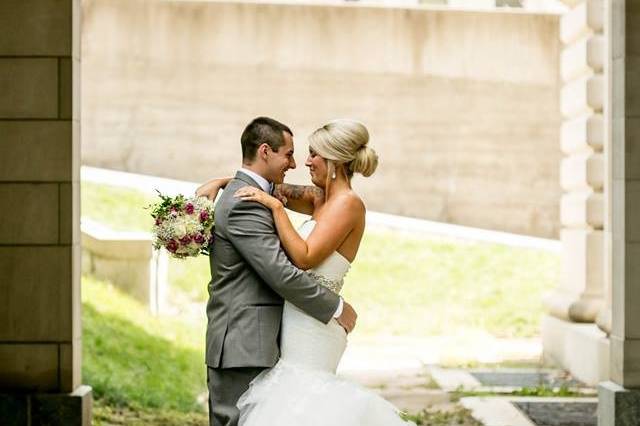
left=542, top=315, right=609, bottom=385
left=599, top=381, right=640, bottom=426
left=0, top=385, right=92, bottom=426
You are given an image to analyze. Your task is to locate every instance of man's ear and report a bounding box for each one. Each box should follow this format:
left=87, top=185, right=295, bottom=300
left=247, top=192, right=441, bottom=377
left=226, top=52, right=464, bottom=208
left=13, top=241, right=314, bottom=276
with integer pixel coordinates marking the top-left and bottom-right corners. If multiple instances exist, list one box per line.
left=257, top=143, right=270, bottom=160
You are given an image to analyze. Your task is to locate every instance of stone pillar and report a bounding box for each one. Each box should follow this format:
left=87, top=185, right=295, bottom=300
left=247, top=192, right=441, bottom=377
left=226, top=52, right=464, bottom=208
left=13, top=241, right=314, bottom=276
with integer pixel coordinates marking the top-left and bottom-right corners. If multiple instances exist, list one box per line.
left=542, top=0, right=611, bottom=386
left=552, top=0, right=606, bottom=323
left=599, top=0, right=640, bottom=424
left=0, top=1, right=91, bottom=425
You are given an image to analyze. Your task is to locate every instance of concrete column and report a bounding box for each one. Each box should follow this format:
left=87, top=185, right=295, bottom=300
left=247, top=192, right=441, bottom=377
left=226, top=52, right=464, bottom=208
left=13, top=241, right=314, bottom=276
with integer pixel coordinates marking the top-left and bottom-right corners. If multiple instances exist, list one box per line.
left=0, top=1, right=91, bottom=425
left=542, top=0, right=611, bottom=386
left=548, top=0, right=607, bottom=324
left=599, top=0, right=640, bottom=424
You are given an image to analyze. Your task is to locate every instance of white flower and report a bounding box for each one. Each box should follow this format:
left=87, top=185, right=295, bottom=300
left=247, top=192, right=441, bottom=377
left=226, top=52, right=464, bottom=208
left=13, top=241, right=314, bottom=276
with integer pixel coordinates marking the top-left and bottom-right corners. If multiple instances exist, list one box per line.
left=174, top=223, right=187, bottom=238
left=185, top=217, right=200, bottom=234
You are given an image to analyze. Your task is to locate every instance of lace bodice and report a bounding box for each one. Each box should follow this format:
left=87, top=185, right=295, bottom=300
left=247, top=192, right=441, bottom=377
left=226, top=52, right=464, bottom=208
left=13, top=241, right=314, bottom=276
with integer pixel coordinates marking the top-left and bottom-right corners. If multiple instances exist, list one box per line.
left=297, top=219, right=351, bottom=295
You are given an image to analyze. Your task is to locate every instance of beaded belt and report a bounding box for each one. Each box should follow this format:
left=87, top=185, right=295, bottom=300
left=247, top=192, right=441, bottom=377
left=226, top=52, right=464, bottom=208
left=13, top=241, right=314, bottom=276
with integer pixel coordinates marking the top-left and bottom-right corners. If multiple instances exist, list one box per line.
left=306, top=271, right=344, bottom=295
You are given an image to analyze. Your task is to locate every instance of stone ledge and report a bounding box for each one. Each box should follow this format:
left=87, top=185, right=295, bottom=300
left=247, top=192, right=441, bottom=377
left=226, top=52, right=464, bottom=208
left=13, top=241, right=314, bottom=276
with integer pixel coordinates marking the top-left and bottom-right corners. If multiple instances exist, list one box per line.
left=81, top=219, right=152, bottom=260
left=81, top=218, right=168, bottom=313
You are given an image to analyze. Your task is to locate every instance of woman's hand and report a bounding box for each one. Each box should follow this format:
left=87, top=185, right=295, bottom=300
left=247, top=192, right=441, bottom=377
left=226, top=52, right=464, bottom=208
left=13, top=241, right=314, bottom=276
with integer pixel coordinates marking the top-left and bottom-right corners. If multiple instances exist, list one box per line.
left=234, top=186, right=283, bottom=210
left=196, top=178, right=225, bottom=200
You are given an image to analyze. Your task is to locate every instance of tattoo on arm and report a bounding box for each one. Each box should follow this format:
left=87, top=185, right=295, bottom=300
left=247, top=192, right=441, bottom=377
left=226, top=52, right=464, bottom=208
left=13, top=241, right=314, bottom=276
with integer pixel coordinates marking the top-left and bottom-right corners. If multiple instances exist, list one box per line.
left=275, top=184, right=324, bottom=202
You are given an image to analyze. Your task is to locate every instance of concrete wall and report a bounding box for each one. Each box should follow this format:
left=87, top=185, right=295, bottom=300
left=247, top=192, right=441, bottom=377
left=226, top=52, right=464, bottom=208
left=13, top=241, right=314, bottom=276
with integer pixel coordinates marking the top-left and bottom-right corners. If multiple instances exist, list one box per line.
left=82, top=0, right=562, bottom=237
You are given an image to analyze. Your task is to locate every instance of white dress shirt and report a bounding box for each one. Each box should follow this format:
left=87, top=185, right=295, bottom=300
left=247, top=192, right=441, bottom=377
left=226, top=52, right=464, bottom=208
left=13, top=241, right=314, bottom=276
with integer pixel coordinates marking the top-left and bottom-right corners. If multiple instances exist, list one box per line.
left=239, top=168, right=272, bottom=193
left=237, top=168, right=344, bottom=319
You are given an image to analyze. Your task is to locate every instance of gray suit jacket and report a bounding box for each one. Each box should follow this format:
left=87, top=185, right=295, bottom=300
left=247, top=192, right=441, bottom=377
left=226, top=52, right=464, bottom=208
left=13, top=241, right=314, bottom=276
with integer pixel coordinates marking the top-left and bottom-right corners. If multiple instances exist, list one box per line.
left=205, top=171, right=340, bottom=368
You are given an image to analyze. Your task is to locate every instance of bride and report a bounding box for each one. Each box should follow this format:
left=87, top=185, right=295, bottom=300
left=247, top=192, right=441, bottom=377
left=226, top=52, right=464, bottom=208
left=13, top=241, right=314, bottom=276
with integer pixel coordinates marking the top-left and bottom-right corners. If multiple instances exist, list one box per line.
left=199, top=119, right=414, bottom=425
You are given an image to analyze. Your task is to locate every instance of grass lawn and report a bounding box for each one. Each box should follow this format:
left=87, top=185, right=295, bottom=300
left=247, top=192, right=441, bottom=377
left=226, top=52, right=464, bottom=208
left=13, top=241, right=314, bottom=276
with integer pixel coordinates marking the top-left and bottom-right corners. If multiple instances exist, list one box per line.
left=81, top=181, right=559, bottom=338
left=83, top=275, right=206, bottom=415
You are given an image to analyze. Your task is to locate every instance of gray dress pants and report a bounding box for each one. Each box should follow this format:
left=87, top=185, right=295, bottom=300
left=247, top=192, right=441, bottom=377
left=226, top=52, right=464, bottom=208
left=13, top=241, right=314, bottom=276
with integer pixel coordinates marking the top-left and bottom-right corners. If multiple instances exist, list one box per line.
left=207, top=366, right=266, bottom=426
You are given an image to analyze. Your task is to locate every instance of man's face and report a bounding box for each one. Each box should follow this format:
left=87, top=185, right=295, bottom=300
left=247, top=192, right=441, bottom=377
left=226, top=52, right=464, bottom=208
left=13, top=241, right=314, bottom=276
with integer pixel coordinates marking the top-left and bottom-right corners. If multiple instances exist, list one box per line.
left=265, top=132, right=296, bottom=184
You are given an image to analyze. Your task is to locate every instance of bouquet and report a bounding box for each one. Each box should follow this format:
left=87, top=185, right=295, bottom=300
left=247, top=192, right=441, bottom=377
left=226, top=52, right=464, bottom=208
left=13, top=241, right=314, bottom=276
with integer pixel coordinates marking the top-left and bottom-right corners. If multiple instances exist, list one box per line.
left=148, top=191, right=215, bottom=258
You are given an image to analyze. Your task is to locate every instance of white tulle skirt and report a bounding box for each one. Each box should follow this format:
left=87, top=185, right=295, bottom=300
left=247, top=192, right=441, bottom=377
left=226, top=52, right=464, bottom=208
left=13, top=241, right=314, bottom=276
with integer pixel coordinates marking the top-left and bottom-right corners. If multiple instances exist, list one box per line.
left=237, top=302, right=415, bottom=426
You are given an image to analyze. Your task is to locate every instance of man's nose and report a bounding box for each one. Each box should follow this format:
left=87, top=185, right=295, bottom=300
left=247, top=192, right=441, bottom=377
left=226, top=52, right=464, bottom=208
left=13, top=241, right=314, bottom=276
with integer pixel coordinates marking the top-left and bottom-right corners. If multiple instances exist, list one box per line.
left=290, top=157, right=297, bottom=169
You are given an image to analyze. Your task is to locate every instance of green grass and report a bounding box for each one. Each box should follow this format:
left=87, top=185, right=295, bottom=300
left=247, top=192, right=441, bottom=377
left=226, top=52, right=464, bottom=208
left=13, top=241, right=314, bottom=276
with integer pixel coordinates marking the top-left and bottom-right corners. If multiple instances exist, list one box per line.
left=81, top=182, right=157, bottom=232
left=452, top=384, right=588, bottom=399
left=168, top=255, right=211, bottom=301
left=400, top=406, right=482, bottom=426
left=82, top=275, right=206, bottom=413
left=81, top=181, right=560, bottom=338
left=342, top=231, right=559, bottom=338
left=93, top=400, right=208, bottom=426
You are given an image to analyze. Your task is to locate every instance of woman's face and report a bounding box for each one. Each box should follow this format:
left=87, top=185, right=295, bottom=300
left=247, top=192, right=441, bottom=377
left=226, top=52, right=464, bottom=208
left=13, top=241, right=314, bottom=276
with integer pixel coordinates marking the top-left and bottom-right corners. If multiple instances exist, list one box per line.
left=305, top=148, right=328, bottom=188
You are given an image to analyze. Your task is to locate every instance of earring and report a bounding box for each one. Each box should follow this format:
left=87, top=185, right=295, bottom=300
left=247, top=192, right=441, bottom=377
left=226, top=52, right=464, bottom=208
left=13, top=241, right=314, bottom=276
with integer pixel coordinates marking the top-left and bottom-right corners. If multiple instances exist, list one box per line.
left=332, top=170, right=337, bottom=179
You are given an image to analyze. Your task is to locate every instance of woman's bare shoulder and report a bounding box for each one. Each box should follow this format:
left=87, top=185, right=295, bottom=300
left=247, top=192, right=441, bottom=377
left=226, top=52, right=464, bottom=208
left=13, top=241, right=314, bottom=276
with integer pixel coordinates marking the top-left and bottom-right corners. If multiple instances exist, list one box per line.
left=327, top=191, right=365, bottom=218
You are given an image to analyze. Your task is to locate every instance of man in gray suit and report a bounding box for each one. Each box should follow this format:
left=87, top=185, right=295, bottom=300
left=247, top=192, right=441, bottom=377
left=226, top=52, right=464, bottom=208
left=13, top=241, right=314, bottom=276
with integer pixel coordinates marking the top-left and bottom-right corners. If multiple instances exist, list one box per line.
left=205, top=117, right=358, bottom=426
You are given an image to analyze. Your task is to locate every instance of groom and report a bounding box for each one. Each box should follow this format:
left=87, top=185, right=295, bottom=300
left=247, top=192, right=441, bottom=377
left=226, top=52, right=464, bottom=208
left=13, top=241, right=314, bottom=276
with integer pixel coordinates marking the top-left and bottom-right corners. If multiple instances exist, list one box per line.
left=205, top=117, right=358, bottom=426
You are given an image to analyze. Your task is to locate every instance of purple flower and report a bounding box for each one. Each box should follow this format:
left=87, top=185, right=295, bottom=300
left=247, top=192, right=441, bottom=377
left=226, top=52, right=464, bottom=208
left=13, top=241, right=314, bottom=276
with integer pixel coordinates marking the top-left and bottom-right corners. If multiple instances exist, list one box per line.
left=193, top=234, right=205, bottom=244
left=185, top=203, right=195, bottom=214
left=179, top=235, right=192, bottom=245
left=155, top=217, right=163, bottom=226
left=166, top=240, right=178, bottom=253
left=199, top=211, right=209, bottom=222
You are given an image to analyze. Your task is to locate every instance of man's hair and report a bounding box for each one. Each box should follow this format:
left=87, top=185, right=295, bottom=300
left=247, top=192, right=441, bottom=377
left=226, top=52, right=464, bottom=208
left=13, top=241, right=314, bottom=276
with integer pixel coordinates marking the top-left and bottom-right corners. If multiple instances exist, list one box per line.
left=241, top=117, right=293, bottom=163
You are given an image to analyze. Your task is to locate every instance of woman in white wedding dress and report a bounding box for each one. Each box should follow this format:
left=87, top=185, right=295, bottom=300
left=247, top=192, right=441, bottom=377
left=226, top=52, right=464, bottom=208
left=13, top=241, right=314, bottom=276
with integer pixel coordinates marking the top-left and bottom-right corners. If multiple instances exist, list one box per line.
left=229, top=119, right=416, bottom=426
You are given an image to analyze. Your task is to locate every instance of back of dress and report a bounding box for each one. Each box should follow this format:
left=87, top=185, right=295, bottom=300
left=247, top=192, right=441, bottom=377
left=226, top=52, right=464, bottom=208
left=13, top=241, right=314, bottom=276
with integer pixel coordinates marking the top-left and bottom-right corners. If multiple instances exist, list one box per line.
left=279, top=219, right=351, bottom=373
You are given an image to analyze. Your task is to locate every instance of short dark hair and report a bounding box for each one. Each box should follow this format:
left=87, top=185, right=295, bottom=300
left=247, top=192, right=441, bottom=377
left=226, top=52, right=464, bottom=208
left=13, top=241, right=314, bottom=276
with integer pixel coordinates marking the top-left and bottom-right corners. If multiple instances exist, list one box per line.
left=241, top=117, right=293, bottom=162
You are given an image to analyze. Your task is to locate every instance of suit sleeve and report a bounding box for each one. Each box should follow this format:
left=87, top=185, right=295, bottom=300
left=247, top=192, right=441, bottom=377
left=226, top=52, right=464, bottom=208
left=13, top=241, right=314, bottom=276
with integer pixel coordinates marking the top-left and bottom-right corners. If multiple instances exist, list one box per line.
left=226, top=199, right=340, bottom=324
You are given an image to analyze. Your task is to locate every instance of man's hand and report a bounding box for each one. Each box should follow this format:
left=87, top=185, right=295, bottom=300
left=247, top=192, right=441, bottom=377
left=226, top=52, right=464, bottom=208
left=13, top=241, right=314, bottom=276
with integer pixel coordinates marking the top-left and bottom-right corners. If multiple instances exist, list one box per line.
left=336, top=300, right=357, bottom=334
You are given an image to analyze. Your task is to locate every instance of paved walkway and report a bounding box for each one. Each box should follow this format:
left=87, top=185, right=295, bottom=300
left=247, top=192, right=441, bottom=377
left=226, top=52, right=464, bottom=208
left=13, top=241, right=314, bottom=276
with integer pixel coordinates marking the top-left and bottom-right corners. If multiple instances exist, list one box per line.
left=338, top=334, right=542, bottom=416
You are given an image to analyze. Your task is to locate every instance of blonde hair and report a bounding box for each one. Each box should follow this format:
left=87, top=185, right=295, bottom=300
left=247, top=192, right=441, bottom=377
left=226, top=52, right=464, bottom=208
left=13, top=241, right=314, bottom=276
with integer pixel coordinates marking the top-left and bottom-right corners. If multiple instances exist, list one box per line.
left=308, top=119, right=378, bottom=178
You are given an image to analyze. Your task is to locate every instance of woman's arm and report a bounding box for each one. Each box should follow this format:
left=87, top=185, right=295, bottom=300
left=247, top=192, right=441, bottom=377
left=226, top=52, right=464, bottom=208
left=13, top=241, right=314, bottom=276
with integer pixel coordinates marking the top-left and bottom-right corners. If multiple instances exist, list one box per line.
left=235, top=187, right=362, bottom=270
left=195, top=177, right=232, bottom=200
left=273, top=184, right=324, bottom=216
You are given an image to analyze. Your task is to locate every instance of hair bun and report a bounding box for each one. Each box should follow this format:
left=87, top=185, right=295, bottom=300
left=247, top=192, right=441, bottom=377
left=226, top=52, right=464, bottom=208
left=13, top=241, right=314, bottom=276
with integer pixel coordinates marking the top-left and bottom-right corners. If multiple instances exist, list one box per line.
left=350, top=145, right=378, bottom=177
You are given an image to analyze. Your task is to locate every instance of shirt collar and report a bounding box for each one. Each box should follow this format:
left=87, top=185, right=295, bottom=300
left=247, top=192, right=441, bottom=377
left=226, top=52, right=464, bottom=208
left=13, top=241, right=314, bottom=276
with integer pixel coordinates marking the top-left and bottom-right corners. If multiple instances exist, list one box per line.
left=239, top=168, right=272, bottom=193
